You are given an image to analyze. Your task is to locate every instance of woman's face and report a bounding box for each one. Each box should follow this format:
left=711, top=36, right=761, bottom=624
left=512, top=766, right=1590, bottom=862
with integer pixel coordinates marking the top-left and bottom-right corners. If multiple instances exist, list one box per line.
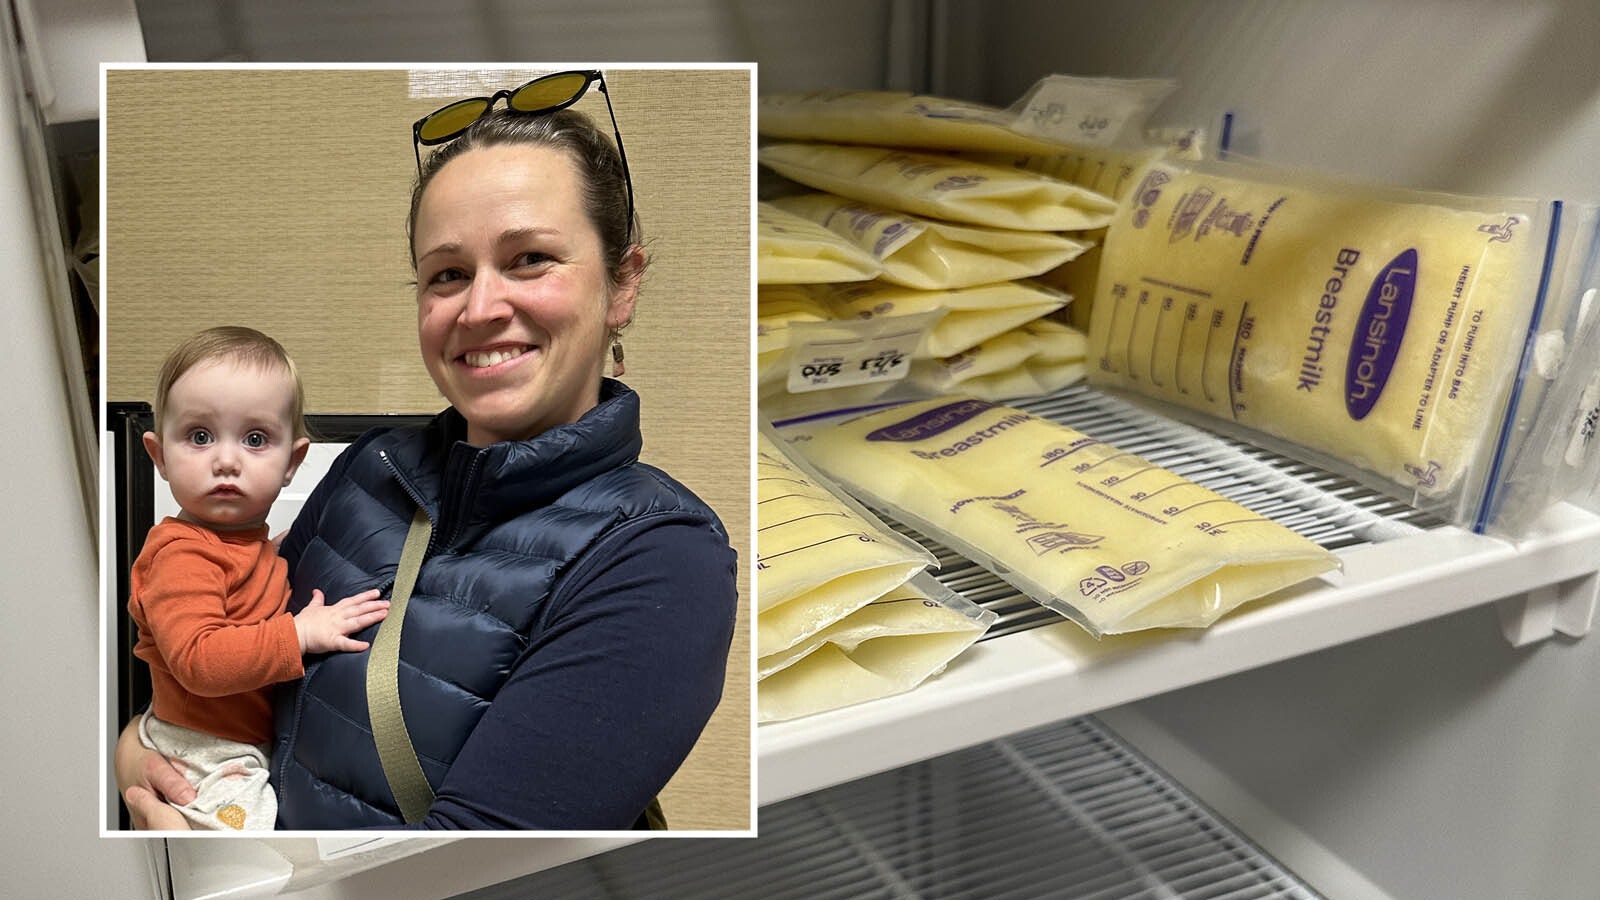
left=412, top=143, right=638, bottom=446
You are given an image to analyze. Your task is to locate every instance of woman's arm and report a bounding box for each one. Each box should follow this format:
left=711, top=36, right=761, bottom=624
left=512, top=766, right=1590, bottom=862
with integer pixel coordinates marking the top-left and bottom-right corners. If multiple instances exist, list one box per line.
left=410, top=516, right=738, bottom=829
left=113, top=718, right=194, bottom=831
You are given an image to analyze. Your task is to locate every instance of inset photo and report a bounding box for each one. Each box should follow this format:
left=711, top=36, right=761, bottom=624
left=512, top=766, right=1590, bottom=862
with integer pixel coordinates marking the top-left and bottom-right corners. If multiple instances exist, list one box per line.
left=102, top=63, right=753, bottom=835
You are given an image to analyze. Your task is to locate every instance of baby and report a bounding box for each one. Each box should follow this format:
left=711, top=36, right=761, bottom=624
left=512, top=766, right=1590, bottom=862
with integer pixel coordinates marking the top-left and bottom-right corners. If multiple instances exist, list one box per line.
left=128, top=325, right=389, bottom=830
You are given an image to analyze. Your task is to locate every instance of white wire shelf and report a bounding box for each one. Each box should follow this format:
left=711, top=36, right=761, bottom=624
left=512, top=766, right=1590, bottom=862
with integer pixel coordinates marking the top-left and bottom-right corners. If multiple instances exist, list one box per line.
left=462, top=715, right=1324, bottom=900
left=759, top=385, right=1600, bottom=806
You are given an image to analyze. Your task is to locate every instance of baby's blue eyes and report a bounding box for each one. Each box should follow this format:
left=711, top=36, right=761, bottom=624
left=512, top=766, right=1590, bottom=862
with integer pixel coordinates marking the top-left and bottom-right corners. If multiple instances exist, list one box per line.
left=186, top=429, right=270, bottom=448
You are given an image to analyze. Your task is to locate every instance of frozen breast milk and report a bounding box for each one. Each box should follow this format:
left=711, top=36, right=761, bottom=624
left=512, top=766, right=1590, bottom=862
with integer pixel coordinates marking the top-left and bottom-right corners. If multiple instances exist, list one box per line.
left=757, top=573, right=996, bottom=723
left=770, top=192, right=1090, bottom=290
left=966, top=145, right=1170, bottom=203
left=963, top=126, right=1205, bottom=201
left=758, top=284, right=833, bottom=355
left=758, top=201, right=883, bottom=284
left=759, top=143, right=1117, bottom=232
left=757, top=286, right=833, bottom=393
left=757, top=431, right=935, bottom=656
left=828, top=279, right=1071, bottom=358
left=785, top=398, right=1339, bottom=637
left=758, top=280, right=1070, bottom=390
left=1089, top=160, right=1551, bottom=515
left=905, top=319, right=1089, bottom=401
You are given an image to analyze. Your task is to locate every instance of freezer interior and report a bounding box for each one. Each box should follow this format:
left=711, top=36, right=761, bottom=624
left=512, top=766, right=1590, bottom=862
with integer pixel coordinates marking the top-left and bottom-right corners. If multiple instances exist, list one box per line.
left=6, top=1, right=1600, bottom=898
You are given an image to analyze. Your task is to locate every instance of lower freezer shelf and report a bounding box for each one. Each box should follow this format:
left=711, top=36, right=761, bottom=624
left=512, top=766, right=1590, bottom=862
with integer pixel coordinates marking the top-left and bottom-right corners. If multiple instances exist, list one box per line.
left=460, top=715, right=1322, bottom=900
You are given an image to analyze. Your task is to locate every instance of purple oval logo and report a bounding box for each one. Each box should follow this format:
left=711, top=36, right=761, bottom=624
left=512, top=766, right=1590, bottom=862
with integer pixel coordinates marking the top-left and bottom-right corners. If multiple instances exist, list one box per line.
left=1345, top=249, right=1417, bottom=420
left=866, top=399, right=994, bottom=442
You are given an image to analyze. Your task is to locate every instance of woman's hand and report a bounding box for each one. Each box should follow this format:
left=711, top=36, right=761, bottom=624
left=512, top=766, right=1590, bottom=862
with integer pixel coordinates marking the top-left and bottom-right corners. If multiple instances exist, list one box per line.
left=114, top=718, right=195, bottom=831
left=124, top=783, right=192, bottom=831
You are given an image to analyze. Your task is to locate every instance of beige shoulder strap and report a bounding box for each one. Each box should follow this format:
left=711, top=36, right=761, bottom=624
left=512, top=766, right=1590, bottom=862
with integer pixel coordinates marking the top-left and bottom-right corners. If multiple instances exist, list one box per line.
left=365, top=507, right=435, bottom=824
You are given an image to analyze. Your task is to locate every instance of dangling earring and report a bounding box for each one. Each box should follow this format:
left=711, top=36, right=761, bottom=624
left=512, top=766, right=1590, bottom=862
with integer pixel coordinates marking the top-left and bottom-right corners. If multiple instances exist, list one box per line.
left=610, top=335, right=626, bottom=378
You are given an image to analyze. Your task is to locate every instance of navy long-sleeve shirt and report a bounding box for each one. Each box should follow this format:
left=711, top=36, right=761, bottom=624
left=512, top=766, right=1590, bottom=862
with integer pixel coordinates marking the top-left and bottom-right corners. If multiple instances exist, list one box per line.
left=399, top=516, right=736, bottom=829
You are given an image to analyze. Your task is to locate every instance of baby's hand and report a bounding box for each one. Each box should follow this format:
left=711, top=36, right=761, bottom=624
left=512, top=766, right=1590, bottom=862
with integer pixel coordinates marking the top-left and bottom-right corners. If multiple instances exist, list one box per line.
left=294, top=588, right=389, bottom=655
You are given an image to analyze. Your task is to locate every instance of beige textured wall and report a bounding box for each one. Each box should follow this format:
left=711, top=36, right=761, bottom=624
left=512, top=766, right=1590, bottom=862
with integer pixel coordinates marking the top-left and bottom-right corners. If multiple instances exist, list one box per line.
left=105, top=66, right=752, bottom=831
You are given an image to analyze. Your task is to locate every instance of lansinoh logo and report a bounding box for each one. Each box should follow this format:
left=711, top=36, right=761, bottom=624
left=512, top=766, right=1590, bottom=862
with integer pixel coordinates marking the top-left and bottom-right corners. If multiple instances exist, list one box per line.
left=866, top=399, right=993, bottom=442
left=1345, top=249, right=1418, bottom=420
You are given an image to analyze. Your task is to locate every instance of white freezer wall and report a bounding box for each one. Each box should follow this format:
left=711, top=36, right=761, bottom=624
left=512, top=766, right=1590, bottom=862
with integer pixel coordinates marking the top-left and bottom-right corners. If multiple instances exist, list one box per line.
left=0, top=59, right=152, bottom=900
left=1115, top=601, right=1600, bottom=900
left=945, top=0, right=1600, bottom=201
left=946, top=2, right=1600, bottom=898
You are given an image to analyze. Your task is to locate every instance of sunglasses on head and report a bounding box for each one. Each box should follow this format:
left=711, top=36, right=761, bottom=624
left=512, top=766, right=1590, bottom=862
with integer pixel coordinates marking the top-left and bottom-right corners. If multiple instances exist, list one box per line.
left=413, top=69, right=634, bottom=233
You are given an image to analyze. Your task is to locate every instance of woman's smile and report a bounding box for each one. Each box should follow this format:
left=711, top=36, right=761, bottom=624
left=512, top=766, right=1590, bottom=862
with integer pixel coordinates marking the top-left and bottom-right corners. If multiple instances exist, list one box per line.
left=460, top=344, right=537, bottom=370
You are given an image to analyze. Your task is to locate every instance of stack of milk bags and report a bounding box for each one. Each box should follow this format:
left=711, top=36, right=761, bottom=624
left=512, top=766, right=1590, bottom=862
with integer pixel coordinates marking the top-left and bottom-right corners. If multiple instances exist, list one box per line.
left=756, top=429, right=996, bottom=722
left=757, top=89, right=1119, bottom=419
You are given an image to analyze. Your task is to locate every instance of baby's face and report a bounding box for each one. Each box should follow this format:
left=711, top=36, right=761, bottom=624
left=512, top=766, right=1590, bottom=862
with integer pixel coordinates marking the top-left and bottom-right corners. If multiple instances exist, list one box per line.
left=148, top=358, right=306, bottom=531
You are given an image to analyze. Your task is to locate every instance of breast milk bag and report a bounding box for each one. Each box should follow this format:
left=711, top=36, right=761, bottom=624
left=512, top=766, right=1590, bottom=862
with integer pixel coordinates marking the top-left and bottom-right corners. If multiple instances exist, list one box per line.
left=758, top=201, right=883, bottom=285
left=759, top=79, right=1176, bottom=157
left=759, top=142, right=1117, bottom=233
left=758, top=572, right=996, bottom=723
left=963, top=133, right=1207, bottom=334
left=768, top=192, right=1091, bottom=290
left=1088, top=158, right=1580, bottom=530
left=757, top=430, right=935, bottom=657
left=904, top=319, right=1089, bottom=402
left=759, top=280, right=1076, bottom=420
left=783, top=397, right=1340, bottom=637
left=762, top=278, right=1071, bottom=359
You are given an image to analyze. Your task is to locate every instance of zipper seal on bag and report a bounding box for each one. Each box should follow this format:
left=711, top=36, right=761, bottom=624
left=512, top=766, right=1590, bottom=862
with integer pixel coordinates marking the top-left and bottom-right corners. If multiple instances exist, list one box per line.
left=1474, top=199, right=1566, bottom=533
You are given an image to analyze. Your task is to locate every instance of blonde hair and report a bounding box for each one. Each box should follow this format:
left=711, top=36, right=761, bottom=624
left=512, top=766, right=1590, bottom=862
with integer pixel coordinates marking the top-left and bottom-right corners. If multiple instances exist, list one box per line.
left=153, top=326, right=308, bottom=440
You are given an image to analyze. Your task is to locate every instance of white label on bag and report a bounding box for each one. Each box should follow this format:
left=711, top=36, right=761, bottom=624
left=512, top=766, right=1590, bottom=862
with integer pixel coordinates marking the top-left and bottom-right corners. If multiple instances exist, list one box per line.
left=787, top=329, right=919, bottom=393
left=1010, top=76, right=1177, bottom=146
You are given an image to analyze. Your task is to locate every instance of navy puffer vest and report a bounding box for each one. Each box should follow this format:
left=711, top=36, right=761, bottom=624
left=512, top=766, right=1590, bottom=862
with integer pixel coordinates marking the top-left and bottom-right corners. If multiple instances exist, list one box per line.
left=271, top=381, right=727, bottom=828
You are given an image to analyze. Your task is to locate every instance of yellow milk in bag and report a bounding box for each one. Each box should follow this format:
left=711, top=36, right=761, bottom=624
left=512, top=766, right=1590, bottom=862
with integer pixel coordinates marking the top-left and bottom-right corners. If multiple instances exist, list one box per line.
left=757, top=430, right=935, bottom=656
left=757, top=573, right=996, bottom=723
left=769, top=192, right=1090, bottom=290
left=1089, top=159, right=1553, bottom=520
left=826, top=279, right=1071, bottom=357
left=784, top=397, right=1339, bottom=637
left=758, top=201, right=883, bottom=284
left=759, top=142, right=1117, bottom=232
left=904, top=319, right=1089, bottom=401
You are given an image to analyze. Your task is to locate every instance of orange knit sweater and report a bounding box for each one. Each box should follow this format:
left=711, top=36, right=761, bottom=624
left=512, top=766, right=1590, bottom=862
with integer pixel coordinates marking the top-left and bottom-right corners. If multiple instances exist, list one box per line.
left=128, top=518, right=304, bottom=745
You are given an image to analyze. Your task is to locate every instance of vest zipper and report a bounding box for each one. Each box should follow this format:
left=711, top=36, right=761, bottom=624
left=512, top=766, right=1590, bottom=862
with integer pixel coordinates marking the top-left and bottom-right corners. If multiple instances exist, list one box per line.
left=443, top=454, right=485, bottom=548
left=380, top=449, right=439, bottom=556
left=274, top=657, right=316, bottom=823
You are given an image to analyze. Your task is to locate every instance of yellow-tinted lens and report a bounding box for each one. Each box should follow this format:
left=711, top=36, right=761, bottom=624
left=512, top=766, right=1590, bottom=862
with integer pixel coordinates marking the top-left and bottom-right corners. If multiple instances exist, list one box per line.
left=509, top=73, right=591, bottom=113
left=418, top=98, right=491, bottom=142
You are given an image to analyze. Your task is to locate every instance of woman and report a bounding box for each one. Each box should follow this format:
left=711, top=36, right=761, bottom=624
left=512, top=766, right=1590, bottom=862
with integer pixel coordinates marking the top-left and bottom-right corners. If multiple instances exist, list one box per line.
left=117, top=74, right=740, bottom=830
